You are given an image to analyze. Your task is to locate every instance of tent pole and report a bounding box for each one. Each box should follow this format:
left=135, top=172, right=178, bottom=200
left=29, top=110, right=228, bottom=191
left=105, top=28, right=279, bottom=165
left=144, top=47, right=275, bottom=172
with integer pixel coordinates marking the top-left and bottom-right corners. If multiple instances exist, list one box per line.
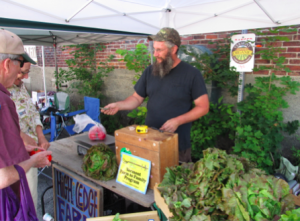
left=237, top=30, right=247, bottom=107
left=53, top=44, right=59, bottom=91
left=149, top=41, right=153, bottom=64
left=42, top=46, right=48, bottom=105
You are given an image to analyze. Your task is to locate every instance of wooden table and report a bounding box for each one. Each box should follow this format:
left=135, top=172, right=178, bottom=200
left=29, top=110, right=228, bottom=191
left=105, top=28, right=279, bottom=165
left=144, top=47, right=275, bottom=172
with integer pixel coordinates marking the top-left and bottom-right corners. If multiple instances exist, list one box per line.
left=49, top=133, right=155, bottom=208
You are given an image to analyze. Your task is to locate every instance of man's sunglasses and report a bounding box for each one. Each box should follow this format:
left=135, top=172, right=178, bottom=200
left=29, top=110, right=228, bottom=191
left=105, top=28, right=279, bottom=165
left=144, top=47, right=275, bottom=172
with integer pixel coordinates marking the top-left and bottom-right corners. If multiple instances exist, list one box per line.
left=12, top=58, right=24, bottom=68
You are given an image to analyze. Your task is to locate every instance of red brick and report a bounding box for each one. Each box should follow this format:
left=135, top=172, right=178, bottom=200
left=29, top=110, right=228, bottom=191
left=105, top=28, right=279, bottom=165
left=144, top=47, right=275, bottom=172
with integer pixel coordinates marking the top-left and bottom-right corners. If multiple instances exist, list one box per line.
left=286, top=65, right=300, bottom=71
left=266, top=42, right=282, bottom=47
left=193, top=35, right=205, bottom=40
left=279, top=53, right=297, bottom=58
left=289, top=59, right=300, bottom=64
left=181, top=41, right=189, bottom=45
left=200, top=40, right=210, bottom=44
left=188, top=40, right=201, bottom=45
left=254, top=54, right=261, bottom=59
left=273, top=71, right=287, bottom=75
left=205, top=35, right=218, bottom=39
left=288, top=72, right=300, bottom=76
left=293, top=35, right=300, bottom=40
left=256, top=59, right=270, bottom=64
left=288, top=48, right=300, bottom=52
left=279, top=31, right=297, bottom=35
left=181, top=36, right=193, bottom=40
left=253, top=70, right=269, bottom=75
left=283, top=42, right=300, bottom=47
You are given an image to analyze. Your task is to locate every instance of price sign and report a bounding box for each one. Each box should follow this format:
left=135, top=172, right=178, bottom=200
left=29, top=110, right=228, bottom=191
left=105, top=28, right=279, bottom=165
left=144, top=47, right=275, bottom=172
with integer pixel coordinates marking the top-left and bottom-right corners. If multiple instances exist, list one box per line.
left=116, top=153, right=151, bottom=194
left=230, top=33, right=256, bottom=72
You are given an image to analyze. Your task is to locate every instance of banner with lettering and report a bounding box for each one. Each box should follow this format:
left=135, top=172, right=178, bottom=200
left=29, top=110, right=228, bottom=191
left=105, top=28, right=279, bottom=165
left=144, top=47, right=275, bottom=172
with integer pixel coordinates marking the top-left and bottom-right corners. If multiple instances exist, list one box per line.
left=53, top=164, right=103, bottom=221
left=116, top=153, right=151, bottom=194
left=230, top=33, right=256, bottom=72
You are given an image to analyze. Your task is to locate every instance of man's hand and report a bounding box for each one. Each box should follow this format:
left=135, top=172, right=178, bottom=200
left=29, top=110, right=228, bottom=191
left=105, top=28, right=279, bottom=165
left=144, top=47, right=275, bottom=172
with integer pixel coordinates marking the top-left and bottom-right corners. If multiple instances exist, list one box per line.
left=38, top=136, right=50, bottom=150
left=101, top=103, right=119, bottom=115
left=31, top=150, right=52, bottom=168
left=25, top=144, right=44, bottom=153
left=160, top=118, right=180, bottom=133
left=21, top=132, right=37, bottom=146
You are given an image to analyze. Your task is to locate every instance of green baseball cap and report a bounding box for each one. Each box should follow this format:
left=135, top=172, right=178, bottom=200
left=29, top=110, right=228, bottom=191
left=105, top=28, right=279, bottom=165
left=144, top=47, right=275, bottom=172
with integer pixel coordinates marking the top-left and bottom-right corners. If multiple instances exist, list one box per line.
left=148, top=27, right=181, bottom=47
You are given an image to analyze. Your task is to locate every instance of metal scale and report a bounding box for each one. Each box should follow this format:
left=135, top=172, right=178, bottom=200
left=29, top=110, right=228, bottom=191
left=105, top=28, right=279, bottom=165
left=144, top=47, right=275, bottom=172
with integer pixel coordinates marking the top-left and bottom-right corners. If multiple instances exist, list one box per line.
left=74, top=133, right=116, bottom=155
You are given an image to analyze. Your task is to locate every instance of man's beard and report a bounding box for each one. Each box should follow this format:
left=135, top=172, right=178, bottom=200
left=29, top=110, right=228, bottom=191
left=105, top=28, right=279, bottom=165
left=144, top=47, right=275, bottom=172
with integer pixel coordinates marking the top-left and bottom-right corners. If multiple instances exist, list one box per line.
left=152, top=51, right=174, bottom=78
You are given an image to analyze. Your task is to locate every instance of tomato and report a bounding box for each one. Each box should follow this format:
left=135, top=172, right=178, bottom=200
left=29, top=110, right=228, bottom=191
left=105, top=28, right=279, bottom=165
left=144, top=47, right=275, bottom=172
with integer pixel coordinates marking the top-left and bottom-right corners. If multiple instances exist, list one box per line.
left=29, top=148, right=52, bottom=162
left=88, top=125, right=106, bottom=141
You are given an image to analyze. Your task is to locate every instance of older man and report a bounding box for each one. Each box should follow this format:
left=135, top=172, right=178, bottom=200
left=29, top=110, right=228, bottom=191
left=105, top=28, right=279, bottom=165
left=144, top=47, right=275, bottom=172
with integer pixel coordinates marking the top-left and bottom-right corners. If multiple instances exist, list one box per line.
left=102, top=27, right=209, bottom=162
left=8, top=55, right=50, bottom=211
left=0, top=29, right=51, bottom=220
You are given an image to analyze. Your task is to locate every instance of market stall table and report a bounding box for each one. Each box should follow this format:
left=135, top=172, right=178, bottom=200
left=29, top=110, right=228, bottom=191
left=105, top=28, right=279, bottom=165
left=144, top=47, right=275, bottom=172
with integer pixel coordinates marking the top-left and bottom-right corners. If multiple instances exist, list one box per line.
left=49, top=133, right=155, bottom=220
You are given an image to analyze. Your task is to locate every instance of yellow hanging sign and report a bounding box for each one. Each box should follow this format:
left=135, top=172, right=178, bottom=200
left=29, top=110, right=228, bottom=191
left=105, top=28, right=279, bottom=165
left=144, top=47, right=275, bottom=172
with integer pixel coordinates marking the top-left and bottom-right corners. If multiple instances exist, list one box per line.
left=116, top=153, right=151, bottom=194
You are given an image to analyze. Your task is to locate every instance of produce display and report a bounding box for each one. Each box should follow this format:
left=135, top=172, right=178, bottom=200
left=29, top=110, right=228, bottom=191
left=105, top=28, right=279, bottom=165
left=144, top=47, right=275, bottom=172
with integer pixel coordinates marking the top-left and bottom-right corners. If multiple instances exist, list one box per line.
left=157, top=148, right=294, bottom=221
left=82, top=144, right=118, bottom=180
left=29, top=148, right=52, bottom=161
left=88, top=125, right=106, bottom=141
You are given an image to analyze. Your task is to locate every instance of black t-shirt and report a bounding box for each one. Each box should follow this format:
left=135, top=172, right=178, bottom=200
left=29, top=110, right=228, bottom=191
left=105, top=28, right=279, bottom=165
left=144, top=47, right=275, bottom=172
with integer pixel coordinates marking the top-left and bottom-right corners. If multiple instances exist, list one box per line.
left=134, top=61, right=207, bottom=151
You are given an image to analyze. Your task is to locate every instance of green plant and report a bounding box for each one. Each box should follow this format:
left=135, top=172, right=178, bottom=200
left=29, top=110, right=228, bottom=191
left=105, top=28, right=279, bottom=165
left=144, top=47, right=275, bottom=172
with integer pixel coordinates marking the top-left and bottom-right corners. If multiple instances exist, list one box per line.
left=181, top=36, right=240, bottom=97
left=101, top=113, right=124, bottom=135
left=55, top=44, right=114, bottom=106
left=158, top=148, right=294, bottom=221
left=230, top=75, right=300, bottom=173
left=228, top=26, right=300, bottom=174
left=191, top=97, right=234, bottom=160
left=116, top=43, right=153, bottom=84
left=116, top=43, right=152, bottom=123
left=127, top=106, right=147, bottom=125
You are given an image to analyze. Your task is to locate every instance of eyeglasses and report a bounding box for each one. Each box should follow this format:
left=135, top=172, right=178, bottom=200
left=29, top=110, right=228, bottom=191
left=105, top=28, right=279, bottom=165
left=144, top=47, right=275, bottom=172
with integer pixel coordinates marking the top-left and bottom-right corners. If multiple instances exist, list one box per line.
left=21, top=71, right=30, bottom=75
left=153, top=48, right=167, bottom=53
left=12, top=58, right=24, bottom=68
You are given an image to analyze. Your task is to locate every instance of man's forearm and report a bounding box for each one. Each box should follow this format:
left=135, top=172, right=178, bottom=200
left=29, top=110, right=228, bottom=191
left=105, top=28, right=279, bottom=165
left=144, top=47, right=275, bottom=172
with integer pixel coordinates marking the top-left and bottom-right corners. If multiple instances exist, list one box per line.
left=0, top=166, right=20, bottom=189
left=116, top=93, right=144, bottom=111
left=36, top=125, right=44, bottom=140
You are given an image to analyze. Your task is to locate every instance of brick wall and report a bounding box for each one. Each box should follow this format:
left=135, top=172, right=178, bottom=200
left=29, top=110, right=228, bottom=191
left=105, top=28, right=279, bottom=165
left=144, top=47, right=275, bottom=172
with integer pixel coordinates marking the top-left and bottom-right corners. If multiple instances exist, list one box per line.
left=36, top=26, right=300, bottom=76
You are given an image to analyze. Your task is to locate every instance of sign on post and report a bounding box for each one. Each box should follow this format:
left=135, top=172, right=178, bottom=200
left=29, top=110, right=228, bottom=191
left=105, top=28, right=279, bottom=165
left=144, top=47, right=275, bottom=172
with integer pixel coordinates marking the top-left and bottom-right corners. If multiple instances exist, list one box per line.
left=116, top=153, right=151, bottom=194
left=53, top=164, right=103, bottom=221
left=230, top=33, right=256, bottom=72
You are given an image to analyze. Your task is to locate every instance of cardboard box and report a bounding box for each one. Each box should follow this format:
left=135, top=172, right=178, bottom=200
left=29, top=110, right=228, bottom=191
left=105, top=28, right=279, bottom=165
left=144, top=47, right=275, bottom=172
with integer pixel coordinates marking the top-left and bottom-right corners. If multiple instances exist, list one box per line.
left=86, top=211, right=160, bottom=221
left=154, top=183, right=173, bottom=218
left=115, top=126, right=179, bottom=189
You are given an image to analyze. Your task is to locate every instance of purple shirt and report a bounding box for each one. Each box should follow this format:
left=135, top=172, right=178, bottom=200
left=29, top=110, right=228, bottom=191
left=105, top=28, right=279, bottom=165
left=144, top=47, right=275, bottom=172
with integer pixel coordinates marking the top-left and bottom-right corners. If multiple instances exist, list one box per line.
left=0, top=83, right=29, bottom=169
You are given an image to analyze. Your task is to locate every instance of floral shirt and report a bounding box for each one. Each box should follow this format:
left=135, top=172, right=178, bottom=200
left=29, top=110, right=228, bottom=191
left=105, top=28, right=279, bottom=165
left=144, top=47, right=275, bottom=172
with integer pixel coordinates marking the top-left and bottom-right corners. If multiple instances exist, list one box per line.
left=8, top=83, right=43, bottom=142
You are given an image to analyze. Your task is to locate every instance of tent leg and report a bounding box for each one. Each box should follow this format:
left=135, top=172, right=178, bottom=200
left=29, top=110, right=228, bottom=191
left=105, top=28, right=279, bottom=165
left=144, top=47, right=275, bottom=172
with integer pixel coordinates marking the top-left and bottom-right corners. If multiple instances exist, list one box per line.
left=150, top=41, right=153, bottom=65
left=54, top=44, right=59, bottom=91
left=42, top=46, right=48, bottom=105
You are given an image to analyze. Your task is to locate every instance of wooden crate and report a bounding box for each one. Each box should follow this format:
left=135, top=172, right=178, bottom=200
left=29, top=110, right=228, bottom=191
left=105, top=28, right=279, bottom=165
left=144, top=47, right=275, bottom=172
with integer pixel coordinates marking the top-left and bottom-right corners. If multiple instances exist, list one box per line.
left=87, top=211, right=160, bottom=221
left=154, top=183, right=173, bottom=218
left=115, top=125, right=179, bottom=189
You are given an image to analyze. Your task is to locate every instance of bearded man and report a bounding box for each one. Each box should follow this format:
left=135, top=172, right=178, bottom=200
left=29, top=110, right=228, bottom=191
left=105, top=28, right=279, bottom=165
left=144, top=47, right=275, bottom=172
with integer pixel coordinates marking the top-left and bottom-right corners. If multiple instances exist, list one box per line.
left=102, top=27, right=209, bottom=162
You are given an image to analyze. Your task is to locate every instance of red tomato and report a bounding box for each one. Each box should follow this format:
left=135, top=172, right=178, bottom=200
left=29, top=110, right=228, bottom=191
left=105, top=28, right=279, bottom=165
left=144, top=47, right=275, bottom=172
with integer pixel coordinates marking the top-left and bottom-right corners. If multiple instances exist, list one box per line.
left=29, top=148, right=52, bottom=162
left=89, top=125, right=106, bottom=141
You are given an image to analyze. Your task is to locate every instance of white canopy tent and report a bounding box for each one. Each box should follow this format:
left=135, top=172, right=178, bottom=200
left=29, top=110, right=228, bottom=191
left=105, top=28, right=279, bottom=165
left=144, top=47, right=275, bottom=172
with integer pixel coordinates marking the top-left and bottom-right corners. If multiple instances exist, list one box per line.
left=1, top=0, right=300, bottom=36
left=1, top=0, right=300, bottom=103
left=0, top=23, right=148, bottom=101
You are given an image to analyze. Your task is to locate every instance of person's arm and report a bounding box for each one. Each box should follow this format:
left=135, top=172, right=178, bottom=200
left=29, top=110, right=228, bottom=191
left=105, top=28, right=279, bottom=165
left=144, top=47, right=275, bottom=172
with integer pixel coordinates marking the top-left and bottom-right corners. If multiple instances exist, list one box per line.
left=102, top=92, right=145, bottom=115
left=20, top=131, right=37, bottom=146
left=0, top=150, right=52, bottom=189
left=160, top=94, right=210, bottom=132
left=36, top=125, right=50, bottom=150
